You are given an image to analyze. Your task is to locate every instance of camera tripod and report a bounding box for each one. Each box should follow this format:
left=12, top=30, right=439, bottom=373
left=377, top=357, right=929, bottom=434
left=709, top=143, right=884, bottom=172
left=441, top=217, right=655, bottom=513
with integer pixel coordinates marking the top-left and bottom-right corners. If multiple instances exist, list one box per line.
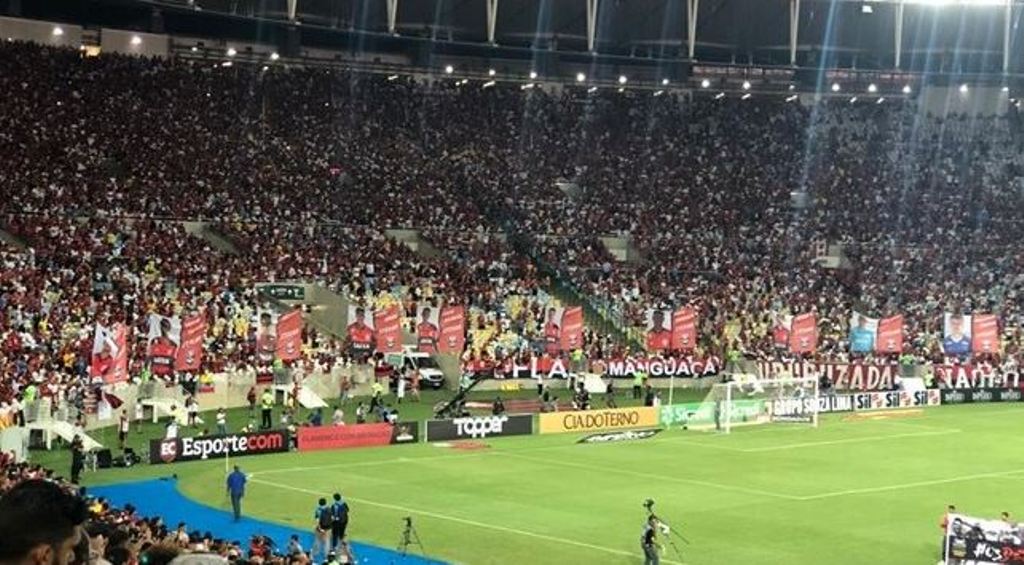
left=397, top=516, right=424, bottom=557
left=644, top=499, right=688, bottom=562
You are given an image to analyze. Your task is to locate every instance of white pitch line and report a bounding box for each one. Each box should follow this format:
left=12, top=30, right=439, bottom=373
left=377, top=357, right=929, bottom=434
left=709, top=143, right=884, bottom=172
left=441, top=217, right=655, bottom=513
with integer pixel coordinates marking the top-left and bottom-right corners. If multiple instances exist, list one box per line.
left=249, top=477, right=685, bottom=564
left=496, top=451, right=801, bottom=501
left=740, top=429, right=960, bottom=452
left=796, top=468, right=1024, bottom=501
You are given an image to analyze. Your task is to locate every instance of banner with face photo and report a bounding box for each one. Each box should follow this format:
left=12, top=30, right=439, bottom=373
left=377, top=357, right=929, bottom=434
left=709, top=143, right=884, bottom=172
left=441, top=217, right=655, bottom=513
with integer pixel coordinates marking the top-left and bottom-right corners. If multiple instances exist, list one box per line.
left=374, top=305, right=402, bottom=354
left=971, top=314, right=999, bottom=354
left=275, top=309, right=303, bottom=362
left=416, top=305, right=441, bottom=353
left=875, top=315, right=904, bottom=354
left=90, top=323, right=128, bottom=383
left=848, top=312, right=878, bottom=353
left=560, top=306, right=584, bottom=352
left=345, top=304, right=375, bottom=357
left=175, top=313, right=207, bottom=372
left=147, top=314, right=181, bottom=377
left=789, top=313, right=817, bottom=354
left=671, top=307, right=697, bottom=352
left=644, top=309, right=672, bottom=352
left=256, top=309, right=279, bottom=364
left=438, top=305, right=466, bottom=354
left=542, top=306, right=563, bottom=355
left=943, top=313, right=972, bottom=357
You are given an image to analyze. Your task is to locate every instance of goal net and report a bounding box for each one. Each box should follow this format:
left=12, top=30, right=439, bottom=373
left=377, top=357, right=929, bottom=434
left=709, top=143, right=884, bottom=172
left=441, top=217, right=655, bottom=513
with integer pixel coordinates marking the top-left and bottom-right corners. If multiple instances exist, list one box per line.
left=679, top=376, right=819, bottom=433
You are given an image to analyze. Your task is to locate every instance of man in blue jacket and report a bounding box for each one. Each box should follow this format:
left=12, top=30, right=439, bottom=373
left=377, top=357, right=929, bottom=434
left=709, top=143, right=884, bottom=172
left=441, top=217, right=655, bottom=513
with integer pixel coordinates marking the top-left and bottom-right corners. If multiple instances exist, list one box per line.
left=226, top=465, right=247, bottom=522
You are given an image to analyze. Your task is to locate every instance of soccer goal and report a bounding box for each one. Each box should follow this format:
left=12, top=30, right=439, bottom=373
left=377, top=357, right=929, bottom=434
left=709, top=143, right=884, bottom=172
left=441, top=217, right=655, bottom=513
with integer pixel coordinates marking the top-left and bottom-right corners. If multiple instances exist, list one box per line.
left=686, top=376, right=820, bottom=433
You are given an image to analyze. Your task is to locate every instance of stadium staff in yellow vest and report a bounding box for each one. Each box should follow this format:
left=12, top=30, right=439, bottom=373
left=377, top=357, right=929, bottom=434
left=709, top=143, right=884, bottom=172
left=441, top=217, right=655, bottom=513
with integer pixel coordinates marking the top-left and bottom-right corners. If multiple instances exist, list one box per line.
left=633, top=370, right=646, bottom=399
left=260, top=388, right=274, bottom=429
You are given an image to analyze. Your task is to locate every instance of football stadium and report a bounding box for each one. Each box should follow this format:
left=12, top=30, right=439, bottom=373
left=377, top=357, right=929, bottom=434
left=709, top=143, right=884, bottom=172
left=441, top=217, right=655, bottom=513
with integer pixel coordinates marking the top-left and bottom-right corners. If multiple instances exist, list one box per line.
left=2, top=1, right=1024, bottom=564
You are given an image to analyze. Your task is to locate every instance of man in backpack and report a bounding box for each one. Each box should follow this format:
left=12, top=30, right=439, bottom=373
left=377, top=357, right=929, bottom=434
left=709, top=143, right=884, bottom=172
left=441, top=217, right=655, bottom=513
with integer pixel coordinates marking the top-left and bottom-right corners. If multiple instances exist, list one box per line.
left=313, top=497, right=333, bottom=562
left=330, top=492, right=350, bottom=552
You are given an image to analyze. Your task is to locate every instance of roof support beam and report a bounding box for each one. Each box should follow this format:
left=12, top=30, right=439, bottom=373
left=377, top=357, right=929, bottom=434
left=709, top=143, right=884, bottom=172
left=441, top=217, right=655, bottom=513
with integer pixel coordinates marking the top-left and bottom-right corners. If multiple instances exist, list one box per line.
left=789, top=0, right=800, bottom=65
left=587, top=0, right=599, bottom=53
left=1004, top=0, right=1013, bottom=73
left=686, top=0, right=699, bottom=60
left=387, top=0, right=399, bottom=35
left=894, top=0, right=904, bottom=68
left=486, top=0, right=499, bottom=45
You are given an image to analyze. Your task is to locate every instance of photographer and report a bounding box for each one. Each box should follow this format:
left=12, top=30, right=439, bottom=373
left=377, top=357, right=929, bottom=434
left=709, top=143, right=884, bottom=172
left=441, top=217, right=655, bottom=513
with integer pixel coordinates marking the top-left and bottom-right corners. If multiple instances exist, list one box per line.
left=640, top=515, right=661, bottom=565
left=312, top=498, right=332, bottom=563
left=329, top=493, right=349, bottom=553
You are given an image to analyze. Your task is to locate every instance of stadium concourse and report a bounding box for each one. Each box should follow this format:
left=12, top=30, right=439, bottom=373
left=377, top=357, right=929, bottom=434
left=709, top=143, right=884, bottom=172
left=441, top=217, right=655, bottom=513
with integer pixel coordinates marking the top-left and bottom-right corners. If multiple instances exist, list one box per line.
left=2, top=36, right=1024, bottom=564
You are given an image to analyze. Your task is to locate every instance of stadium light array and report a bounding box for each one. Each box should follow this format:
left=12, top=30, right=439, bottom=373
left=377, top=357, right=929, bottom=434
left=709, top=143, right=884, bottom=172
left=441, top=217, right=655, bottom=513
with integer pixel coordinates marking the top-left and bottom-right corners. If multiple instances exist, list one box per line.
left=387, top=74, right=399, bottom=81
left=529, top=71, right=538, bottom=80
left=190, top=46, right=198, bottom=52
left=831, top=83, right=841, bottom=92
left=52, top=26, right=64, bottom=37
left=483, top=80, right=495, bottom=88
left=130, top=35, right=142, bottom=46
left=654, top=90, right=664, bottom=97
left=226, top=47, right=237, bottom=57
left=715, top=92, right=725, bottom=99
left=662, top=78, right=669, bottom=86
left=867, top=83, right=877, bottom=93
left=488, top=68, right=496, bottom=76
left=700, top=79, right=711, bottom=89
left=902, top=85, right=912, bottom=94
left=741, top=93, right=751, bottom=100
left=959, top=83, right=969, bottom=93
left=742, top=80, right=751, bottom=90
left=618, top=75, right=628, bottom=84
left=270, top=52, right=280, bottom=61
left=444, top=65, right=454, bottom=74
left=576, top=72, right=586, bottom=82
left=1002, top=86, right=1010, bottom=93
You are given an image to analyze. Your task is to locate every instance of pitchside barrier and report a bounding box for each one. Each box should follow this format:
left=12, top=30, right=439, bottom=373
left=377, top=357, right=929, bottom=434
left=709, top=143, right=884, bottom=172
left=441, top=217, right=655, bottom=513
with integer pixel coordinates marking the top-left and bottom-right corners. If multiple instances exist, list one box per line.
left=424, top=414, right=533, bottom=442
left=538, top=406, right=659, bottom=434
left=296, top=421, right=420, bottom=451
left=150, top=430, right=290, bottom=464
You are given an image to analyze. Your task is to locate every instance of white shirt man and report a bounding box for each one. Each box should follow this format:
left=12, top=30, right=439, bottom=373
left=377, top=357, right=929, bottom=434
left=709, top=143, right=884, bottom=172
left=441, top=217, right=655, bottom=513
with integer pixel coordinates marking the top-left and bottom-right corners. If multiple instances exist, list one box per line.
left=397, top=377, right=406, bottom=402
left=165, top=421, right=179, bottom=439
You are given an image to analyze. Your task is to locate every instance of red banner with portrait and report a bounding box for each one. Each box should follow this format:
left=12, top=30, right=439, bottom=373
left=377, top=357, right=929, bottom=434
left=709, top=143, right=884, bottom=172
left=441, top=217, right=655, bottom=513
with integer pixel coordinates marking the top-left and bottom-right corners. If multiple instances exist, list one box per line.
left=875, top=315, right=903, bottom=354
left=789, top=313, right=818, bottom=354
left=560, top=306, right=584, bottom=352
left=374, top=305, right=402, bottom=353
left=438, top=305, right=466, bottom=354
left=275, top=309, right=303, bottom=361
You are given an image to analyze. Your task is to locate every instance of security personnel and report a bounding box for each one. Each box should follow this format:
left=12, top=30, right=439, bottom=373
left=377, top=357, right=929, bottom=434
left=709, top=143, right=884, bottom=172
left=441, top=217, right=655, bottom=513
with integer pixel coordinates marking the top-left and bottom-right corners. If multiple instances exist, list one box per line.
left=260, top=388, right=275, bottom=429
left=641, top=515, right=661, bottom=565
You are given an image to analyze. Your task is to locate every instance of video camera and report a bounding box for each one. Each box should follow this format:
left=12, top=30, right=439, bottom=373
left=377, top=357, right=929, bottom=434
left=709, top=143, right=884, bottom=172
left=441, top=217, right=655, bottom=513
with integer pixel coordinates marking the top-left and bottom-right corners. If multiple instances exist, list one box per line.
left=643, top=499, right=655, bottom=512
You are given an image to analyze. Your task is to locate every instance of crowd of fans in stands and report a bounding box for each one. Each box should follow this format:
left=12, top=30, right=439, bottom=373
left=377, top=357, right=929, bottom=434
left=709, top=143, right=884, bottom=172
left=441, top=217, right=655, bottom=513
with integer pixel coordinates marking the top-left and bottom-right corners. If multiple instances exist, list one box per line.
left=0, top=456, right=337, bottom=564
left=2, top=40, right=1024, bottom=412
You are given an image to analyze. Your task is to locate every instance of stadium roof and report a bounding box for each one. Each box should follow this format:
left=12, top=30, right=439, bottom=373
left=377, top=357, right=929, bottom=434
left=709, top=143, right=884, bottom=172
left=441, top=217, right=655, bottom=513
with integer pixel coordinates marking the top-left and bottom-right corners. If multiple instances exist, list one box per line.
left=12, top=0, right=1024, bottom=75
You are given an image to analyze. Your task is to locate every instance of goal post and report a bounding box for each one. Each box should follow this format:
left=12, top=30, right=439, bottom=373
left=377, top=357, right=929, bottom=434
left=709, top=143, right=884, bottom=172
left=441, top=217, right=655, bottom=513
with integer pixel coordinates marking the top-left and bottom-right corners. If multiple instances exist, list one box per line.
left=708, top=376, right=820, bottom=433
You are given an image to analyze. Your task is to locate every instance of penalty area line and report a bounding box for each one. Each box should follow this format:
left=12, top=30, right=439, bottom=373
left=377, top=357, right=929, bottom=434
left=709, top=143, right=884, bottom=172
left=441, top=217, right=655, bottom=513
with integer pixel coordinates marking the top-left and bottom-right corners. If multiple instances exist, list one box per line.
left=739, top=429, right=960, bottom=453
left=249, top=478, right=685, bottom=564
left=797, top=468, right=1024, bottom=501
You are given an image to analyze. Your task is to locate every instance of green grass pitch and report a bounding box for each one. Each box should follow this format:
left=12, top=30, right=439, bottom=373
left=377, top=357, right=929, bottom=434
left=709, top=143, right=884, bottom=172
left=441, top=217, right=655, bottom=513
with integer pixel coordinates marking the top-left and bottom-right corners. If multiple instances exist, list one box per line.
left=77, top=401, right=1024, bottom=564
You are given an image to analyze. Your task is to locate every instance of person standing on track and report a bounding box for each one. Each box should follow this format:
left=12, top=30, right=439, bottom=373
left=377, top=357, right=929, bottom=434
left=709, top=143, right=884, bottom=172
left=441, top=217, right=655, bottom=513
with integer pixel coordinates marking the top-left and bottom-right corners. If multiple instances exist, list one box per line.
left=330, top=492, right=350, bottom=552
left=226, top=465, right=247, bottom=522
left=640, top=514, right=661, bottom=565
left=313, top=498, right=333, bottom=562
left=260, top=388, right=274, bottom=429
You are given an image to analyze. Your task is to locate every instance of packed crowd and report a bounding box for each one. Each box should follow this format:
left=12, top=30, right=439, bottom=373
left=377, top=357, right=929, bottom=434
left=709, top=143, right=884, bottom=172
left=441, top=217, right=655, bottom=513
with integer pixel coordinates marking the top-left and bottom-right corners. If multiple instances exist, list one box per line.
left=0, top=456, right=340, bottom=565
left=2, top=39, right=1024, bottom=403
